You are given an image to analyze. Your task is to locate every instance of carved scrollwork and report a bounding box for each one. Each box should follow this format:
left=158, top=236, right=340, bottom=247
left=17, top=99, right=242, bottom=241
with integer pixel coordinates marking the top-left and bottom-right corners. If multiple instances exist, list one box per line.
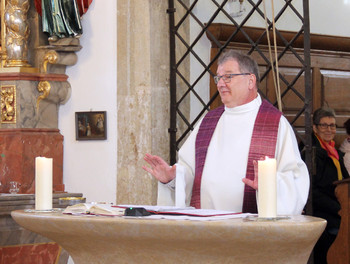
left=36, top=81, right=51, bottom=110
left=1, top=85, right=16, bottom=123
left=36, top=50, right=58, bottom=110
left=42, top=50, right=58, bottom=72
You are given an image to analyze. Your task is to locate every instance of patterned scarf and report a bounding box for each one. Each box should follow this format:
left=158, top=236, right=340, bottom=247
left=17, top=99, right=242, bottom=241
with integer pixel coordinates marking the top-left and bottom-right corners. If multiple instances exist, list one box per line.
left=315, top=134, right=342, bottom=181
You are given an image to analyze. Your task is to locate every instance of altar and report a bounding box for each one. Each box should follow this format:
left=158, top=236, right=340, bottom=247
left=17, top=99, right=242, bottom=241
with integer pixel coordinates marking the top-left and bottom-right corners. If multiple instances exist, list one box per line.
left=11, top=210, right=326, bottom=264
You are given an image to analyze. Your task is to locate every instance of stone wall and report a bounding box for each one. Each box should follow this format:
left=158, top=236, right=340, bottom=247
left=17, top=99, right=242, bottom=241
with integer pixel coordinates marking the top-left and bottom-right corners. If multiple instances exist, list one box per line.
left=116, top=1, right=170, bottom=205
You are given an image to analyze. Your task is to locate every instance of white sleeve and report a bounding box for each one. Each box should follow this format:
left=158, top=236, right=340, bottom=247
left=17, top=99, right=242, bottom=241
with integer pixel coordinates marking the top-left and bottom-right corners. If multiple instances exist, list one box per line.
left=157, top=118, right=203, bottom=207
left=343, top=152, right=350, bottom=176
left=340, top=140, right=350, bottom=175
left=175, top=119, right=204, bottom=207
left=275, top=116, right=310, bottom=215
left=157, top=181, right=175, bottom=206
left=156, top=163, right=195, bottom=207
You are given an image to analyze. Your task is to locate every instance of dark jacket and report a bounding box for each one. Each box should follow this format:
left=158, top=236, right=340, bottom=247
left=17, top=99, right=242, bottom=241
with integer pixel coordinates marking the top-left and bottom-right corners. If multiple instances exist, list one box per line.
left=310, top=134, right=349, bottom=230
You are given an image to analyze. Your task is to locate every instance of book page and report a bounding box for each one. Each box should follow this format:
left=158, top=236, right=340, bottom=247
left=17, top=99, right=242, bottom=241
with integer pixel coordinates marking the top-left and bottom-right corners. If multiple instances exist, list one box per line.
left=63, top=203, right=124, bottom=216
left=62, top=203, right=92, bottom=214
left=115, top=204, right=195, bottom=212
left=89, top=204, right=125, bottom=216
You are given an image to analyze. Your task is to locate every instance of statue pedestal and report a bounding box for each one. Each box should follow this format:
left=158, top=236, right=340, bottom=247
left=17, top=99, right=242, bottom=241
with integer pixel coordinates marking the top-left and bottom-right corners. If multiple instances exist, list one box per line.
left=0, top=128, right=64, bottom=193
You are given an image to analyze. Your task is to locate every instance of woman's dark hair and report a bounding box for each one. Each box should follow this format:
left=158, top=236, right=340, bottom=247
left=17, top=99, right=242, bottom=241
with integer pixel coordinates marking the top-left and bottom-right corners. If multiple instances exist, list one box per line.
left=313, top=107, right=336, bottom=125
left=344, top=118, right=350, bottom=135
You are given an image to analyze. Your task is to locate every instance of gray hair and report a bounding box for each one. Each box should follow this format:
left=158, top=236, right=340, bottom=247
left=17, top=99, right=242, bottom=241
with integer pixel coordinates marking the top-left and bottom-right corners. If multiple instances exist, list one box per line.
left=217, top=50, right=260, bottom=85
left=313, top=107, right=336, bottom=125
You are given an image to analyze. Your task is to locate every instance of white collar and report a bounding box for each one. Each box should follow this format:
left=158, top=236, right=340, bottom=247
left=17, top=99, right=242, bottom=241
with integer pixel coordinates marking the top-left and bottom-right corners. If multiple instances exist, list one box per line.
left=224, top=94, right=261, bottom=114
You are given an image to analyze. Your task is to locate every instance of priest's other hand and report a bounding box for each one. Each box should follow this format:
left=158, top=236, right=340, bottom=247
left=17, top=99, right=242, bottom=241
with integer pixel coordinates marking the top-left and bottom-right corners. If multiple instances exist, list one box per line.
left=143, top=153, right=176, bottom=184
left=242, top=160, right=258, bottom=190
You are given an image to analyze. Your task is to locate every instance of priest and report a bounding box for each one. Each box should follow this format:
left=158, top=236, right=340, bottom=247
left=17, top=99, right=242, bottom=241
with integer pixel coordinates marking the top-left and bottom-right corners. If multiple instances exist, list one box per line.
left=143, top=50, right=309, bottom=215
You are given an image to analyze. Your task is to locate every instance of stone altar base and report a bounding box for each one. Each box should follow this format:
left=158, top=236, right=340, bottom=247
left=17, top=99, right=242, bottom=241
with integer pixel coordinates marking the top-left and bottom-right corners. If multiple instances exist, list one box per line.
left=0, top=128, right=64, bottom=193
left=0, top=193, right=83, bottom=264
left=10, top=213, right=326, bottom=264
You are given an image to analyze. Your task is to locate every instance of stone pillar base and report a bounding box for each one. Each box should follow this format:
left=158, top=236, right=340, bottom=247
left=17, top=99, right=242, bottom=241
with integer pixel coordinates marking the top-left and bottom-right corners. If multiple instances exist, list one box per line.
left=0, top=128, right=64, bottom=193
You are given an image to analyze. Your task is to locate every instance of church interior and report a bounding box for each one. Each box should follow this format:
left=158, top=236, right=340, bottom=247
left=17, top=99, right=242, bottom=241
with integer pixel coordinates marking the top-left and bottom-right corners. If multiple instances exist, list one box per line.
left=0, top=0, right=350, bottom=263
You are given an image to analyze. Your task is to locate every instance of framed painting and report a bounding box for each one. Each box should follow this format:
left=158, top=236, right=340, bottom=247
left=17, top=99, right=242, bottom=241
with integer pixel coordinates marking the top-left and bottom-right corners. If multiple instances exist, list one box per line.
left=75, top=111, right=107, bottom=140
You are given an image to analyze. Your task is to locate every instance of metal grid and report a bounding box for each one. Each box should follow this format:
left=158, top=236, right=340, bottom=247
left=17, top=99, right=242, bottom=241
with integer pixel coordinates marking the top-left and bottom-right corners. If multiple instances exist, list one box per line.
left=168, top=0, right=312, bottom=169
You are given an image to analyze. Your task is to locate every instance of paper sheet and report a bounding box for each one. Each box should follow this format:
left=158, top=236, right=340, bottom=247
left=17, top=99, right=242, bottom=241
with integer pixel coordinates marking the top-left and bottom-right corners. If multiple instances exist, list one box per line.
left=116, top=204, right=255, bottom=219
left=124, top=213, right=255, bottom=221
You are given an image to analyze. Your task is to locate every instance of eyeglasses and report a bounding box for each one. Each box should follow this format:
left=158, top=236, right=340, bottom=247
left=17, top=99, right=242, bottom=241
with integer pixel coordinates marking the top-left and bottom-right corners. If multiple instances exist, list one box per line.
left=213, top=73, right=251, bottom=84
left=316, top=123, right=337, bottom=130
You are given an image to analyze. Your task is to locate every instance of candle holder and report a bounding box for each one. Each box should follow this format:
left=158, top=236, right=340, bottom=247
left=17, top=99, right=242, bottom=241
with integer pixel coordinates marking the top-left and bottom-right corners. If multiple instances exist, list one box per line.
left=24, top=208, right=63, bottom=213
left=9, top=181, right=20, bottom=194
left=244, top=215, right=290, bottom=222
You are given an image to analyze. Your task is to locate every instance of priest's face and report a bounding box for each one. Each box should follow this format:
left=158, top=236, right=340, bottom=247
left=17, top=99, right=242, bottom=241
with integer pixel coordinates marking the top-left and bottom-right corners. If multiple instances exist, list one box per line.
left=216, top=59, right=257, bottom=108
left=313, top=116, right=337, bottom=143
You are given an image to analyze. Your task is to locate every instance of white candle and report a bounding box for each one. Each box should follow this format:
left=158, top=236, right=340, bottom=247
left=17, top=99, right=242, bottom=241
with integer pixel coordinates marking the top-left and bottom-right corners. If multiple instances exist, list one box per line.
left=35, top=157, right=53, bottom=210
left=258, top=156, right=277, bottom=218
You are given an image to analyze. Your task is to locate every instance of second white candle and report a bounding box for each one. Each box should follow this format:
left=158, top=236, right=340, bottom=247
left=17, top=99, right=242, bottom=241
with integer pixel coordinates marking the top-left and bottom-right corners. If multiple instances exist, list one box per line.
left=35, top=157, right=53, bottom=211
left=258, top=156, right=277, bottom=218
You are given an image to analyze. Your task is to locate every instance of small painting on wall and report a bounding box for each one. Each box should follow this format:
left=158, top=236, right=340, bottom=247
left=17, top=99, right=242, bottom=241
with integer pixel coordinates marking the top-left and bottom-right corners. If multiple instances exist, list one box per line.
left=75, top=111, right=107, bottom=140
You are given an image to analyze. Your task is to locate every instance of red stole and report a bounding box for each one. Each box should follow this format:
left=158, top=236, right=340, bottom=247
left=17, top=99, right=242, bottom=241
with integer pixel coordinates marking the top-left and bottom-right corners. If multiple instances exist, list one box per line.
left=190, top=100, right=282, bottom=212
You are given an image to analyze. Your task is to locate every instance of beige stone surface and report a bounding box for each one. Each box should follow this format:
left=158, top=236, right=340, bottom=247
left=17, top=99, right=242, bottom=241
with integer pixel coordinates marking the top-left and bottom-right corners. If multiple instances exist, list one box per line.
left=115, top=0, right=193, bottom=206
left=12, top=210, right=326, bottom=264
left=116, top=1, right=170, bottom=205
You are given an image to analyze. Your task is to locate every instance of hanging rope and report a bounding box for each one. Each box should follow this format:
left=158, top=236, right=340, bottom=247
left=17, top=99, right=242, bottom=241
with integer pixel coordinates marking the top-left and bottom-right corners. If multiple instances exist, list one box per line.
left=262, top=0, right=282, bottom=111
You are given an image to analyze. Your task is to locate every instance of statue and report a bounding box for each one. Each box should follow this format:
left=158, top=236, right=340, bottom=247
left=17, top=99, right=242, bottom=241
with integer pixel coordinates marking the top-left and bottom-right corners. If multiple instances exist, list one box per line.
left=34, top=0, right=93, bottom=41
left=4, top=0, right=31, bottom=67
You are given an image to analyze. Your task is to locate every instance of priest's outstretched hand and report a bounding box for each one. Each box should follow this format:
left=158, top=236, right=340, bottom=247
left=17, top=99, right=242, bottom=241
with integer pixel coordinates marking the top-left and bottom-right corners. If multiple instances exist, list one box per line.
left=241, top=160, right=258, bottom=190
left=143, top=153, right=176, bottom=184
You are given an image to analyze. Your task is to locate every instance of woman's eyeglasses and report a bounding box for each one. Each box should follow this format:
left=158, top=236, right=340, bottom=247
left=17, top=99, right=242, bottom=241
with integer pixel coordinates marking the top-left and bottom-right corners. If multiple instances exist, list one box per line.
left=316, top=123, right=337, bottom=130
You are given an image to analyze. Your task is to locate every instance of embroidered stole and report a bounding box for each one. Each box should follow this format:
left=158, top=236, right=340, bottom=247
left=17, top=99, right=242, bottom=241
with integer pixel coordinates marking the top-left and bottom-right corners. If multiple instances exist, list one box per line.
left=190, top=100, right=282, bottom=212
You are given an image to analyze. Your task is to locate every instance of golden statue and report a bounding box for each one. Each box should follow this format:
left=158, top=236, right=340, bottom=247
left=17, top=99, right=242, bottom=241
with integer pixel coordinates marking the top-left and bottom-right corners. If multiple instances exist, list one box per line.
left=4, top=0, right=31, bottom=67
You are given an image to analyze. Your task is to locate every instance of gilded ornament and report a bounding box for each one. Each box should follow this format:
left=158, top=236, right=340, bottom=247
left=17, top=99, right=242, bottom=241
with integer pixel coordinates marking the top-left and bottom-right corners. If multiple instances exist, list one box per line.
left=36, top=50, right=58, bottom=110
left=1, top=85, right=16, bottom=123
left=42, top=50, right=58, bottom=73
left=36, top=81, right=51, bottom=111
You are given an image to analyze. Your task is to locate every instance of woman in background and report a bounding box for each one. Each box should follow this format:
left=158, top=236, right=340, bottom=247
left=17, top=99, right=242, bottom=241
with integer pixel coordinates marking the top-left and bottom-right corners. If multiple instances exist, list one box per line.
left=310, top=107, right=349, bottom=264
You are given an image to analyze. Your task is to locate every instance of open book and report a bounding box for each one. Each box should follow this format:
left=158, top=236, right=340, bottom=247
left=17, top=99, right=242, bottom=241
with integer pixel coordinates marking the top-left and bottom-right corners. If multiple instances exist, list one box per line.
left=63, top=203, right=251, bottom=219
left=63, top=203, right=125, bottom=216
